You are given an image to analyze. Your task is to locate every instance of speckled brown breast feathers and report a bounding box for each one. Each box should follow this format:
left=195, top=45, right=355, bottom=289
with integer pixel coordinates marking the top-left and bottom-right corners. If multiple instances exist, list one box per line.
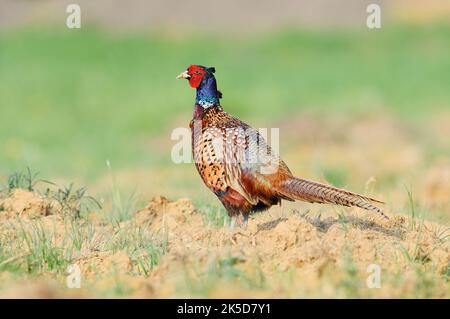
left=191, top=105, right=293, bottom=223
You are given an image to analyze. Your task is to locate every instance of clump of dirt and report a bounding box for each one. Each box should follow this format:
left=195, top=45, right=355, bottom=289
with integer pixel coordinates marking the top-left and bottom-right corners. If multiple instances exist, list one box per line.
left=0, top=189, right=60, bottom=219
left=74, top=251, right=131, bottom=277
left=134, top=196, right=201, bottom=232
left=135, top=197, right=449, bottom=298
left=0, top=191, right=448, bottom=298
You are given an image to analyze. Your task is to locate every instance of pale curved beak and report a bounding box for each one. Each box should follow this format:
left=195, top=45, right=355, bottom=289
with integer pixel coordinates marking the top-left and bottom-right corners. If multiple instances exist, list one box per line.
left=176, top=70, right=190, bottom=80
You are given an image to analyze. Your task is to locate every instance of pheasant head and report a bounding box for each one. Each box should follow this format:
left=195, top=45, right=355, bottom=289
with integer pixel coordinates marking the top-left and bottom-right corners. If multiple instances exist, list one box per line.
left=177, top=65, right=222, bottom=107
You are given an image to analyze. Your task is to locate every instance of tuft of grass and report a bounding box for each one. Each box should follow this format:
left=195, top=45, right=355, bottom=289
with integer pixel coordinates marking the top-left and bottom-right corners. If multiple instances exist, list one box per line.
left=2, top=168, right=50, bottom=194
left=64, top=218, right=97, bottom=252
left=102, top=161, right=140, bottom=225
left=405, top=185, right=420, bottom=231
left=47, top=183, right=102, bottom=219
left=15, top=220, right=70, bottom=274
left=395, top=189, right=445, bottom=267
left=196, top=203, right=230, bottom=228
left=0, top=169, right=102, bottom=220
left=108, top=222, right=168, bottom=276
left=105, top=189, right=139, bottom=225
left=397, top=224, right=429, bottom=265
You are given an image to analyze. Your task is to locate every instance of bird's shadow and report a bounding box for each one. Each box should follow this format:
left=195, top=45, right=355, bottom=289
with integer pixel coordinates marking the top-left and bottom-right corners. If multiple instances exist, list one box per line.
left=257, top=211, right=405, bottom=239
left=257, top=217, right=288, bottom=231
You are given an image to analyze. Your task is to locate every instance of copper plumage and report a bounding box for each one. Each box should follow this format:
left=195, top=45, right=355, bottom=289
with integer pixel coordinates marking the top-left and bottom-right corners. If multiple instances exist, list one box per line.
left=178, top=65, right=385, bottom=227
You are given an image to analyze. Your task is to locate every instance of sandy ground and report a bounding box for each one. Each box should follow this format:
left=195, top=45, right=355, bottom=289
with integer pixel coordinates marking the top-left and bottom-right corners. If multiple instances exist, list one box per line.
left=0, top=189, right=448, bottom=298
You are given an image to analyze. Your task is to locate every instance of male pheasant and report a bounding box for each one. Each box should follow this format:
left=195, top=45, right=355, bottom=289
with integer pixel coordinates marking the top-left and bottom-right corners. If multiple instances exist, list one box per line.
left=177, top=65, right=385, bottom=227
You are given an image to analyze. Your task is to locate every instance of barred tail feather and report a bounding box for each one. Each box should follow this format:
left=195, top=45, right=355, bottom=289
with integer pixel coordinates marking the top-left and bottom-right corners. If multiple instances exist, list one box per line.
left=278, top=177, right=387, bottom=218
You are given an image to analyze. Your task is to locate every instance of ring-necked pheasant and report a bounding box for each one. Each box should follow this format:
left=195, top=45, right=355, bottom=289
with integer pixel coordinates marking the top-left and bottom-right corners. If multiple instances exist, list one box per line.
left=177, top=65, right=385, bottom=227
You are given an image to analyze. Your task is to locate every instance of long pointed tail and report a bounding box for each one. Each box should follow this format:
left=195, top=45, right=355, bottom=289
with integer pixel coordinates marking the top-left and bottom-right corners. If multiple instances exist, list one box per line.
left=278, top=177, right=387, bottom=218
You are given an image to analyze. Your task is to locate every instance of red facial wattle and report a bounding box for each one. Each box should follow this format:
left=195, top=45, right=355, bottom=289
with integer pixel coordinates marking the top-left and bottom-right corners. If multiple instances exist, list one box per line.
left=187, top=65, right=207, bottom=88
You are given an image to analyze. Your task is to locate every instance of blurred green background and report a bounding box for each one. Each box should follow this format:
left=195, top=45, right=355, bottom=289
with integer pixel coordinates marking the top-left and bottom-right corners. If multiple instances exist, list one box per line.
left=1, top=0, right=449, bottom=221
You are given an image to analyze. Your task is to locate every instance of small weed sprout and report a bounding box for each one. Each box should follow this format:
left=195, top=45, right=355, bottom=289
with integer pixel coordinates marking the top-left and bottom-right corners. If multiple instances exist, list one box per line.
left=50, top=183, right=101, bottom=219
left=2, top=168, right=52, bottom=194
left=405, top=185, right=418, bottom=231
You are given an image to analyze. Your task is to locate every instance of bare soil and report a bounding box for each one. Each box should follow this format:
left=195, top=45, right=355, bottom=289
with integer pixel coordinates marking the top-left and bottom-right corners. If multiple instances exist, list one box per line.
left=0, top=190, right=448, bottom=298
